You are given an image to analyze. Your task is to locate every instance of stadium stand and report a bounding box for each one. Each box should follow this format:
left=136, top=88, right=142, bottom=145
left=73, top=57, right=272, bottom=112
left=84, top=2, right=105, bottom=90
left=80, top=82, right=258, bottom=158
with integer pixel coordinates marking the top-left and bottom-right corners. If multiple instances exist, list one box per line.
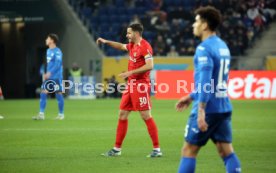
left=68, top=0, right=276, bottom=57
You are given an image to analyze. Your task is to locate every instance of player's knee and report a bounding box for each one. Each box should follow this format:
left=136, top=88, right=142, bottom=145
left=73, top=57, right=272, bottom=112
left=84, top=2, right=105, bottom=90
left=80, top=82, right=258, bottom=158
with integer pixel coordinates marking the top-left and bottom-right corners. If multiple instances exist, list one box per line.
left=182, top=143, right=200, bottom=157
left=119, top=110, right=129, bottom=120
left=139, top=111, right=151, bottom=120
left=41, top=90, right=48, bottom=94
left=216, top=142, right=233, bottom=158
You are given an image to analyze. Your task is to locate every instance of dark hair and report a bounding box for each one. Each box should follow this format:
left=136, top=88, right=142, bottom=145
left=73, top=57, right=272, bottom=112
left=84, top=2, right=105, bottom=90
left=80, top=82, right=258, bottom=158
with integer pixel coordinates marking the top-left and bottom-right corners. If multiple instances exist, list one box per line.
left=195, top=6, right=221, bottom=31
left=48, top=33, right=59, bottom=44
left=128, top=23, right=144, bottom=35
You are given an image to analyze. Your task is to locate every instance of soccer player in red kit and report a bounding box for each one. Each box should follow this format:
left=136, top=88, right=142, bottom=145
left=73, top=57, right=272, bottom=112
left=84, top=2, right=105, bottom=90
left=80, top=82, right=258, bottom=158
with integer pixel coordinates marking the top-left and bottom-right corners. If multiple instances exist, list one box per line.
left=97, top=23, right=162, bottom=157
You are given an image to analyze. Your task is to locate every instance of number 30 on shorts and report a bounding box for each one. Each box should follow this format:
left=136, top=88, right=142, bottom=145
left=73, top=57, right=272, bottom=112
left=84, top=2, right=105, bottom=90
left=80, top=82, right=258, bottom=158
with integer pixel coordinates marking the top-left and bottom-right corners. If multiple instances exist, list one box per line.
left=139, top=97, right=147, bottom=106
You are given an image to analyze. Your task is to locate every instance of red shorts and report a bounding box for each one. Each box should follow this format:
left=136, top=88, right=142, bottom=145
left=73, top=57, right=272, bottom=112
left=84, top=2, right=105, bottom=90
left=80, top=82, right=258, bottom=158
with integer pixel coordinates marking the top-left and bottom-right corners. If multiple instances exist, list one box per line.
left=119, top=82, right=152, bottom=111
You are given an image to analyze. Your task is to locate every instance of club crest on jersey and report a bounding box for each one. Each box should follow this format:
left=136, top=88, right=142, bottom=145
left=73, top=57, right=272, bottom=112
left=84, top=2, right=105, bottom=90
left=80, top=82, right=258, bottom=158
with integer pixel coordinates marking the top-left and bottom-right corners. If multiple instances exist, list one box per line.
left=133, top=52, right=137, bottom=57
left=129, top=56, right=136, bottom=62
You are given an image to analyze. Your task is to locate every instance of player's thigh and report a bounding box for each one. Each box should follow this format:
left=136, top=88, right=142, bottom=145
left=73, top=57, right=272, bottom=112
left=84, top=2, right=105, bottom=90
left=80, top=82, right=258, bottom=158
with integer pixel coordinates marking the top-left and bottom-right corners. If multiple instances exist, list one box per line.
left=139, top=110, right=151, bottom=120
left=181, top=141, right=201, bottom=157
left=119, top=89, right=134, bottom=111
left=119, top=110, right=131, bottom=120
left=211, top=112, right=232, bottom=145
left=131, top=83, right=151, bottom=111
left=184, top=114, right=218, bottom=146
left=41, top=79, right=63, bottom=93
left=215, top=142, right=234, bottom=158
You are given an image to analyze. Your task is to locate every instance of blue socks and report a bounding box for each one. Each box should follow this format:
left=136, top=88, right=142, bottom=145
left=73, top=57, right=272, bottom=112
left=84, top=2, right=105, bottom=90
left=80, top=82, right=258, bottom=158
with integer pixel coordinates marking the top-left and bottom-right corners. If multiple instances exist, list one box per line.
left=178, top=153, right=240, bottom=173
left=223, top=153, right=241, bottom=173
left=55, top=93, right=64, bottom=115
left=178, top=157, right=196, bottom=173
left=39, top=93, right=47, bottom=113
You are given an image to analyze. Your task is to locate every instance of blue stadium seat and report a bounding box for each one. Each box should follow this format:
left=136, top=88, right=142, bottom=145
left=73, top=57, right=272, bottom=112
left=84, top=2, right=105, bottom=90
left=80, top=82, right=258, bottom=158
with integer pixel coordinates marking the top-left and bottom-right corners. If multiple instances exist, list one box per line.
left=99, top=23, right=110, bottom=32
left=107, top=6, right=117, bottom=16
left=143, top=31, right=156, bottom=40
left=183, top=0, right=195, bottom=7
left=106, top=48, right=116, bottom=56
left=98, top=7, right=107, bottom=16
left=104, top=32, right=116, bottom=40
left=90, top=17, right=99, bottom=31
left=118, top=15, right=130, bottom=23
left=173, top=0, right=182, bottom=6
left=81, top=7, right=92, bottom=18
left=111, top=23, right=120, bottom=33
left=126, top=8, right=136, bottom=16
left=99, top=15, right=109, bottom=24
left=115, top=0, right=125, bottom=7
left=136, top=7, right=147, bottom=15
left=109, top=15, right=118, bottom=24
left=117, top=7, right=126, bottom=15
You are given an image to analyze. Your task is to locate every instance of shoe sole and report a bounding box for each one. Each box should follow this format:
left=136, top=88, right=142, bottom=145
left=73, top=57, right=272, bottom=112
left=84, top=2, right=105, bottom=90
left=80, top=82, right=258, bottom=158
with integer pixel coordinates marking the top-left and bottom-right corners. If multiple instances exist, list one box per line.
left=101, top=152, right=121, bottom=157
left=147, top=153, right=163, bottom=158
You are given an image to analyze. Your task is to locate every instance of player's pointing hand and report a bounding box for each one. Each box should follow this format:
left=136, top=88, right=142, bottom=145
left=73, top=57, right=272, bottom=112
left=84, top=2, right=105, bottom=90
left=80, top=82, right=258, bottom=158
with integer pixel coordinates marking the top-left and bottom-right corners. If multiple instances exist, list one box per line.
left=96, top=38, right=107, bottom=45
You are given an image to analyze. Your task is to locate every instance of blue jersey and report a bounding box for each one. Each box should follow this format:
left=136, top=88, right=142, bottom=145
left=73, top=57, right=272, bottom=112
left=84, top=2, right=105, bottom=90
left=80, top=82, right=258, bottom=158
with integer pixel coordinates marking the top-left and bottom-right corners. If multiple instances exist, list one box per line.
left=190, top=35, right=232, bottom=114
left=46, top=47, right=63, bottom=79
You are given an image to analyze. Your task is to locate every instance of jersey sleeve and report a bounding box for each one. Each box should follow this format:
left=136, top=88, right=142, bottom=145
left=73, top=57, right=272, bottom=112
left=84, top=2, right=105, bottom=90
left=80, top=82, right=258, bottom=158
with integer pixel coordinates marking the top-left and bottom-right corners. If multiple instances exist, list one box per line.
left=196, top=46, right=214, bottom=103
left=141, top=44, right=153, bottom=60
left=126, top=43, right=131, bottom=51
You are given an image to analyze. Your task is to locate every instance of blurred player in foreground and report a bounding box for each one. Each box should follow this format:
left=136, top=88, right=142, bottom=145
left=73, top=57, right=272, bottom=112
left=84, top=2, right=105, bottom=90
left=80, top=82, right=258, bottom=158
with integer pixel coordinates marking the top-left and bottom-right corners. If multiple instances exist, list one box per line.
left=175, top=6, right=241, bottom=173
left=33, top=33, right=64, bottom=120
left=97, top=23, right=162, bottom=158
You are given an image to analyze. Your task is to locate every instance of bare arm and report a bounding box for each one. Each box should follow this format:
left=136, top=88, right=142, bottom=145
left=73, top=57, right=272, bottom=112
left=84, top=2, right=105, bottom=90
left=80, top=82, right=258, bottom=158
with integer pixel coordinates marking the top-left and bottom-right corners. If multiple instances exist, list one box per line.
left=197, top=102, right=208, bottom=132
left=118, top=58, right=153, bottom=79
left=132, top=58, right=153, bottom=74
left=96, top=37, right=128, bottom=51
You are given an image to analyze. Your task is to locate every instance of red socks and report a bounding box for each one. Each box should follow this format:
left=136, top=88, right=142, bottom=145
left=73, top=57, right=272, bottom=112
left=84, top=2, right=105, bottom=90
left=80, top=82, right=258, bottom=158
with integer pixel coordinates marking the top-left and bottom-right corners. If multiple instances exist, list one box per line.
left=115, top=119, right=128, bottom=148
left=114, top=118, right=160, bottom=149
left=145, top=117, right=160, bottom=148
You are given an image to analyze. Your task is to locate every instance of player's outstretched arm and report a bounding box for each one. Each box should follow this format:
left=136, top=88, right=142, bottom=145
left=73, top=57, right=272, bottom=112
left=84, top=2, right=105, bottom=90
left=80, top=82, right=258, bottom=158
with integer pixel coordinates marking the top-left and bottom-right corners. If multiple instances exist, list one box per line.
left=175, top=95, right=193, bottom=112
left=96, top=37, right=127, bottom=51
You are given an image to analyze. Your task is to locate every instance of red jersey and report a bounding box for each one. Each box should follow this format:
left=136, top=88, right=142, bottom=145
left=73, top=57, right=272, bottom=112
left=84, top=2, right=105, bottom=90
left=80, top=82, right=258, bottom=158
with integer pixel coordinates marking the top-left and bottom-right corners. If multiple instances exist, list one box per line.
left=126, top=39, right=153, bottom=83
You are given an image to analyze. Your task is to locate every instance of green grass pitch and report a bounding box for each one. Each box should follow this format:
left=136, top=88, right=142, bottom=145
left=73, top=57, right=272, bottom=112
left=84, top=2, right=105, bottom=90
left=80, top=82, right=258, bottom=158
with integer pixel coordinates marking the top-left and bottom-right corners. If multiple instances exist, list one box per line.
left=0, top=99, right=276, bottom=173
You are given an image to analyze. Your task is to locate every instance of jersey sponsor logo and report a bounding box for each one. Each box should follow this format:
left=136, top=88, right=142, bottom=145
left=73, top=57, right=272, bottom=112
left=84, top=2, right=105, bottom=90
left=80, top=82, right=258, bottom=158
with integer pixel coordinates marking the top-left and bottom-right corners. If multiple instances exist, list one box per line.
left=219, top=48, right=230, bottom=56
left=198, top=56, right=208, bottom=64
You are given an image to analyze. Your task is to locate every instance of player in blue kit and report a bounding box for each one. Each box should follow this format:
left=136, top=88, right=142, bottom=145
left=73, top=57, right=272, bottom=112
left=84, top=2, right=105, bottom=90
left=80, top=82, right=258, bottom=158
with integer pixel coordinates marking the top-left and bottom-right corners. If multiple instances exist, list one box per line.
left=175, top=6, right=241, bottom=173
left=33, top=33, right=64, bottom=120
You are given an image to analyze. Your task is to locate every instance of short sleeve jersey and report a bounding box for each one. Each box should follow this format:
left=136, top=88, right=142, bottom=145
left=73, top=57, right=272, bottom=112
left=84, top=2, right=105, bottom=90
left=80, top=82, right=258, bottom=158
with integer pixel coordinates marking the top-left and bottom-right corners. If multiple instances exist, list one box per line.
left=126, top=39, right=153, bottom=83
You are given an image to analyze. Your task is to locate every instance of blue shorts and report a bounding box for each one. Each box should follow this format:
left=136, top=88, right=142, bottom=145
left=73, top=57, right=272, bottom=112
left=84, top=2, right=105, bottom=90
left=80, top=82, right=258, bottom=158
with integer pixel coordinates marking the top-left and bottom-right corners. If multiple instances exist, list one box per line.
left=41, top=79, right=63, bottom=93
left=184, top=112, right=232, bottom=146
